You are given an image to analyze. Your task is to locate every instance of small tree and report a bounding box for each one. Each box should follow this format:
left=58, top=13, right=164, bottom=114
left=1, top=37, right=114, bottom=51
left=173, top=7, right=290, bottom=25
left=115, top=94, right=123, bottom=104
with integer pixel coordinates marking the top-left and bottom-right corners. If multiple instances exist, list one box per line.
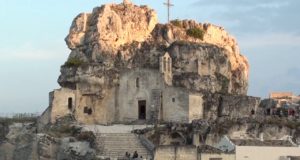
left=186, top=28, right=205, bottom=40
left=64, top=57, right=84, bottom=67
left=171, top=19, right=182, bottom=28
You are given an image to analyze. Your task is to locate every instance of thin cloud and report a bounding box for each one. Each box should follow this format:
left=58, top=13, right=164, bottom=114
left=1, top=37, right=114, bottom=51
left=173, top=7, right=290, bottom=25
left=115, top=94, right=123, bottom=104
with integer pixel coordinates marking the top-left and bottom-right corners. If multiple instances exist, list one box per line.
left=239, top=32, right=300, bottom=49
left=190, top=0, right=299, bottom=34
left=0, top=43, right=68, bottom=61
left=192, top=0, right=289, bottom=8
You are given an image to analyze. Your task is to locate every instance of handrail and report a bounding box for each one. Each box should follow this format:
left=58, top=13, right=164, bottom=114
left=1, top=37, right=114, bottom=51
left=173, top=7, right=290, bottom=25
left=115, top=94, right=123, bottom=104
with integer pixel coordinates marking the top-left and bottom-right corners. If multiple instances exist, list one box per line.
left=138, top=135, right=155, bottom=152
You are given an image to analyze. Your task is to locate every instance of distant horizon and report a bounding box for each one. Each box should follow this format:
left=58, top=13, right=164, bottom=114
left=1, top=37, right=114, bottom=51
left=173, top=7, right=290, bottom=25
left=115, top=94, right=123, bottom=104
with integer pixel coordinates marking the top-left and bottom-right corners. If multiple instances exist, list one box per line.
left=0, top=0, right=299, bottom=113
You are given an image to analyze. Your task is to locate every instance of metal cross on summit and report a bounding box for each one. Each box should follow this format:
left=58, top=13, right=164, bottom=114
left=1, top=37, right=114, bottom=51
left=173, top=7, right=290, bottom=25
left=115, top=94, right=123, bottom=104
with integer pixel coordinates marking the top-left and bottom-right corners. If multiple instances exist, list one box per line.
left=164, top=0, right=174, bottom=23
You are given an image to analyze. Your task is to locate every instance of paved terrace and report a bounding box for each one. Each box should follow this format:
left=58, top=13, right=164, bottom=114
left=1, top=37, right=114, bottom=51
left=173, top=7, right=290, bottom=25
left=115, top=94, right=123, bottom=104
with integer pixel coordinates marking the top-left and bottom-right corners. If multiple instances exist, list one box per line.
left=81, top=124, right=154, bottom=133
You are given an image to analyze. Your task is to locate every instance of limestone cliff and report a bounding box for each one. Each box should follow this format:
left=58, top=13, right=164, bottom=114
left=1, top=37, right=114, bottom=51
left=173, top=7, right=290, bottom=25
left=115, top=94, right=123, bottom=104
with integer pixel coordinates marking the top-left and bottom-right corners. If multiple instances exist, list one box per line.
left=59, top=1, right=249, bottom=95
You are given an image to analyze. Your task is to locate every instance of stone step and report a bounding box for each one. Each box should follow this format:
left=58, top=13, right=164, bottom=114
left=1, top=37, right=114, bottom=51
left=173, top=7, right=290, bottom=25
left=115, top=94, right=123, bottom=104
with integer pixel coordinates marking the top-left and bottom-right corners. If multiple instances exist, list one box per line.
left=103, top=151, right=149, bottom=154
left=96, top=133, right=151, bottom=159
left=102, top=148, right=148, bottom=152
left=98, top=141, right=144, bottom=145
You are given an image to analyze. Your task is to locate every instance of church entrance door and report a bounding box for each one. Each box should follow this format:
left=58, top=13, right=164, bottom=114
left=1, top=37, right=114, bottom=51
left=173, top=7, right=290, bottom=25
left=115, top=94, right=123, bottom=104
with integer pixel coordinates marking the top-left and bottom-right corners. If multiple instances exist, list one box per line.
left=138, top=100, right=146, bottom=120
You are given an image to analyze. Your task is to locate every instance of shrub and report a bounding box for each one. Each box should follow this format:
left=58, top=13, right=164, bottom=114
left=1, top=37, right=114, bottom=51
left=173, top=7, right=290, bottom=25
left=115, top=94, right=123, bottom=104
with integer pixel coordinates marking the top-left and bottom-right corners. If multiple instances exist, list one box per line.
left=47, top=124, right=78, bottom=137
left=186, top=28, right=205, bottom=40
left=171, top=19, right=182, bottom=28
left=64, top=57, right=84, bottom=67
left=76, top=131, right=96, bottom=147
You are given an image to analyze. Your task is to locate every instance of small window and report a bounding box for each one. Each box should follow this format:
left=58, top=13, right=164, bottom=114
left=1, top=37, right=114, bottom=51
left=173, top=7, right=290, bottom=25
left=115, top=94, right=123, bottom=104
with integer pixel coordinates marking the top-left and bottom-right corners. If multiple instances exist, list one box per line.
left=251, top=109, right=255, bottom=115
left=136, top=77, right=140, bottom=88
left=172, top=98, right=175, bottom=102
left=163, top=57, right=167, bottom=72
left=168, top=59, right=171, bottom=72
left=68, top=97, right=73, bottom=110
left=84, top=107, right=93, bottom=115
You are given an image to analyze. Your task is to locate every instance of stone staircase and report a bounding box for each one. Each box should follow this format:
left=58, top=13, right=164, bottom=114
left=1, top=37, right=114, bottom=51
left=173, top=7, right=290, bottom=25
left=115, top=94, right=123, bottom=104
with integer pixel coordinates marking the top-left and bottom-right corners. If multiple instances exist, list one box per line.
left=96, top=133, right=152, bottom=159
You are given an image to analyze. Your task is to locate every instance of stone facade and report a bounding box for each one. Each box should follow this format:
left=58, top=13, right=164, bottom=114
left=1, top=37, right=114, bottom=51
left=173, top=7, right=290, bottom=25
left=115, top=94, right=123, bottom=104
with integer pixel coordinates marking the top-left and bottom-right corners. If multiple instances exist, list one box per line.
left=48, top=68, right=205, bottom=125
left=212, top=136, right=300, bottom=160
left=160, top=52, right=173, bottom=86
left=49, top=88, right=75, bottom=123
left=270, top=92, right=293, bottom=99
left=154, top=145, right=235, bottom=160
left=236, top=146, right=300, bottom=160
left=154, top=146, right=197, bottom=160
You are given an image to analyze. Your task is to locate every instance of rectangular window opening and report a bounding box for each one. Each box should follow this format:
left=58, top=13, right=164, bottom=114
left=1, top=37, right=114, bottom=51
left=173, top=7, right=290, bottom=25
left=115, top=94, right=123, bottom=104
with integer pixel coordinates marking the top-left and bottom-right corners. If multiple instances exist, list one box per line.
left=68, top=97, right=73, bottom=110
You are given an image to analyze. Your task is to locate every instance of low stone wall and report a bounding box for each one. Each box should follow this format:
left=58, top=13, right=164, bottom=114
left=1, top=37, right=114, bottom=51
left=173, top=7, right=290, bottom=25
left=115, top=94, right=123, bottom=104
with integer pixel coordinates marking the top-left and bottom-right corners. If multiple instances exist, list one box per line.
left=200, top=153, right=235, bottom=160
left=203, top=93, right=260, bottom=120
left=154, top=145, right=197, bottom=160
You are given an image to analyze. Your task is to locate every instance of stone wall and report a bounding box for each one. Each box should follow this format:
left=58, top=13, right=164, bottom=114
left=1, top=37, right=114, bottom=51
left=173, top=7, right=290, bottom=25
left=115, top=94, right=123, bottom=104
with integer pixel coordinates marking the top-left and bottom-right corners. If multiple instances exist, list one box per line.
left=117, top=69, right=164, bottom=122
left=154, top=146, right=197, bottom=160
left=75, top=88, right=116, bottom=125
left=50, top=68, right=207, bottom=125
left=199, top=153, right=235, bottom=160
left=50, top=88, right=75, bottom=123
left=204, top=94, right=260, bottom=120
left=189, top=94, right=204, bottom=122
left=220, top=95, right=260, bottom=119
left=37, top=107, right=51, bottom=131
left=236, top=146, right=300, bottom=160
left=162, top=87, right=189, bottom=123
left=117, top=68, right=194, bottom=123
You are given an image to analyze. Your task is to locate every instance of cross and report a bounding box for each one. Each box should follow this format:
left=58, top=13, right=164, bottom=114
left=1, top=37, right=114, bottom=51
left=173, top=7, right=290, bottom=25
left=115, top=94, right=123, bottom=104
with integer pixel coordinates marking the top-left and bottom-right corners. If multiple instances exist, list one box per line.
left=163, top=0, right=174, bottom=23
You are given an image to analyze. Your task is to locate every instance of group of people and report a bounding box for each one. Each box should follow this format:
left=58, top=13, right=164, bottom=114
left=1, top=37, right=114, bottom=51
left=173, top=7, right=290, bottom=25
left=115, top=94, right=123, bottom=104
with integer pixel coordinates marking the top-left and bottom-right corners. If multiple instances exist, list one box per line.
left=124, top=151, right=145, bottom=160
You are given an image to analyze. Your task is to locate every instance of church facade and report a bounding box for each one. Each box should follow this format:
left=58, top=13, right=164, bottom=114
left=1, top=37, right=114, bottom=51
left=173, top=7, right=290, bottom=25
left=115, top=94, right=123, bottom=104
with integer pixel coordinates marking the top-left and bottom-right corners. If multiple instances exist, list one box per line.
left=39, top=52, right=204, bottom=125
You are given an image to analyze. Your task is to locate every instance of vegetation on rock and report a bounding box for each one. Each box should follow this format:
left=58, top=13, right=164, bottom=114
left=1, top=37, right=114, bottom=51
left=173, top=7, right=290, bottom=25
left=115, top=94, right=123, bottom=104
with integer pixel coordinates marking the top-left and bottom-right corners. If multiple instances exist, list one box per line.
left=171, top=19, right=182, bottom=28
left=64, top=57, right=84, bottom=67
left=186, top=27, right=205, bottom=40
left=76, top=131, right=96, bottom=148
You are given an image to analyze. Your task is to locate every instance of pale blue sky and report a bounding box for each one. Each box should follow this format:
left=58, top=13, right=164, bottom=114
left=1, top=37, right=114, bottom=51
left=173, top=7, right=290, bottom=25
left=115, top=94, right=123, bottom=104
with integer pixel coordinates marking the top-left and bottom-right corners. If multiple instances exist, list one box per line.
left=0, top=0, right=299, bottom=113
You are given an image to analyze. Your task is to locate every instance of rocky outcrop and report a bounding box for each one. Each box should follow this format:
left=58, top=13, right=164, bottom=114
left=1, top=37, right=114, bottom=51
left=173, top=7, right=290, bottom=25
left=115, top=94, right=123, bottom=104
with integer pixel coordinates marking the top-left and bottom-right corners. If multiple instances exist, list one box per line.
left=0, top=123, right=38, bottom=160
left=168, top=41, right=246, bottom=94
left=59, top=1, right=249, bottom=95
left=65, top=2, right=158, bottom=57
left=204, top=116, right=300, bottom=145
left=203, top=94, right=260, bottom=120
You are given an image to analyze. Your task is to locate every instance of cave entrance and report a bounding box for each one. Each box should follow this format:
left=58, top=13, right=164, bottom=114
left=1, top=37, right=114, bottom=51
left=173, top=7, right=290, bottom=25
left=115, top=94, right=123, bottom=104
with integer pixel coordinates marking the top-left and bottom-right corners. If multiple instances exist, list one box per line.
left=138, top=100, right=146, bottom=120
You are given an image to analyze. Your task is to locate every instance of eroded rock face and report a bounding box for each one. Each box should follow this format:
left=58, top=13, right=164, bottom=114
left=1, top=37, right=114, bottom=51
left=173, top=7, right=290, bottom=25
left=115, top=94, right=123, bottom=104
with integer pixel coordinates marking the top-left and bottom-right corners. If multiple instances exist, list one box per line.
left=60, top=2, right=249, bottom=95
left=0, top=122, right=97, bottom=160
left=0, top=123, right=38, bottom=160
left=151, top=21, right=249, bottom=95
left=65, top=2, right=158, bottom=57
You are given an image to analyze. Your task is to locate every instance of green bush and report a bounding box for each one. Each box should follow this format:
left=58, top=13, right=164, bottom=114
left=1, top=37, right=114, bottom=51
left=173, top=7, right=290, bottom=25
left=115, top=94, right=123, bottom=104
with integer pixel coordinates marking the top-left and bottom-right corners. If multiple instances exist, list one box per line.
left=76, top=131, right=96, bottom=147
left=64, top=57, right=84, bottom=67
left=186, top=28, right=205, bottom=40
left=171, top=19, right=182, bottom=28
